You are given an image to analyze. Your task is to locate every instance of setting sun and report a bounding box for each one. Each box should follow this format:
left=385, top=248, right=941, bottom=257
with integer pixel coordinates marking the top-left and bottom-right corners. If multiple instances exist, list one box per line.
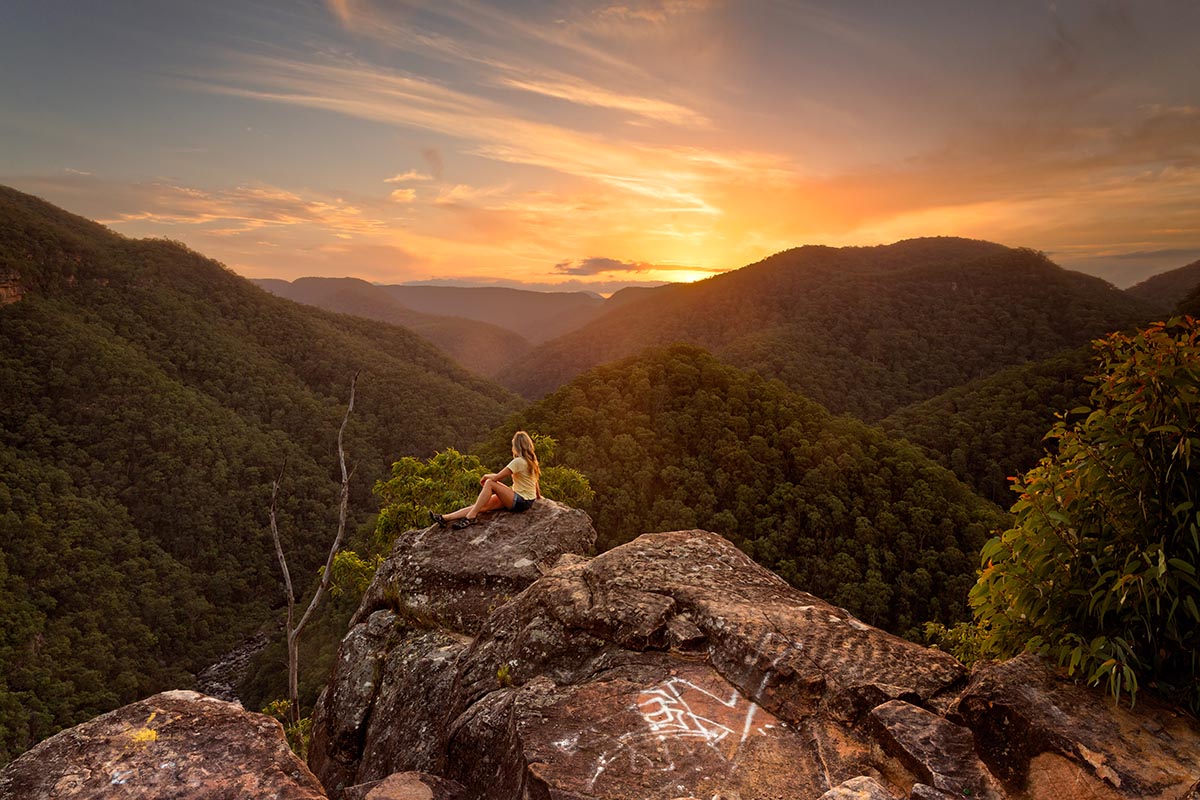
left=1, top=2, right=1197, bottom=291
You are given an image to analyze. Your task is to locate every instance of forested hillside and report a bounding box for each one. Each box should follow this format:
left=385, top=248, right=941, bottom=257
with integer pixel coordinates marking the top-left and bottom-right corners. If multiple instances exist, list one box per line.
left=882, top=347, right=1094, bottom=503
left=1126, top=259, right=1200, bottom=312
left=1180, top=285, right=1200, bottom=316
left=255, top=276, right=532, bottom=377
left=0, top=186, right=518, bottom=765
left=501, top=239, right=1153, bottom=420
left=479, top=345, right=1005, bottom=637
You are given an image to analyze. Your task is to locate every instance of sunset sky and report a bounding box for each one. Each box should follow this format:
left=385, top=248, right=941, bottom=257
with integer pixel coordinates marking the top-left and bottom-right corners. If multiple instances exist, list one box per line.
left=2, top=0, right=1198, bottom=290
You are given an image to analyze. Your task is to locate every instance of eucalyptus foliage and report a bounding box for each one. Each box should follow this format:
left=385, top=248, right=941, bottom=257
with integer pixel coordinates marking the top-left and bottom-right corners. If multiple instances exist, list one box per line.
left=971, top=317, right=1200, bottom=708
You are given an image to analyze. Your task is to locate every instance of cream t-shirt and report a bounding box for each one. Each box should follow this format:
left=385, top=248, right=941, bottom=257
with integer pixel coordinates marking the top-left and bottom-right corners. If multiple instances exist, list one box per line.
left=505, top=457, right=538, bottom=499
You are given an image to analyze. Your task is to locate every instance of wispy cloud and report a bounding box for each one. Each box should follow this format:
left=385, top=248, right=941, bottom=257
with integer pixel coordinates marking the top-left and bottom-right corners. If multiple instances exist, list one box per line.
left=554, top=256, right=715, bottom=276
left=384, top=170, right=433, bottom=183
left=183, top=51, right=764, bottom=214
left=496, top=75, right=708, bottom=127
left=15, top=174, right=386, bottom=238
left=433, top=183, right=508, bottom=206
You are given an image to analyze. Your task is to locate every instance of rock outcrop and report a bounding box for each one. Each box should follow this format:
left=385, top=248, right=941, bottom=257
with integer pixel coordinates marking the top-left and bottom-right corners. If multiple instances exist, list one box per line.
left=307, top=504, right=1200, bottom=799
left=0, top=690, right=325, bottom=800
left=7, top=502, right=1197, bottom=799
left=952, top=655, right=1200, bottom=799
left=309, top=500, right=597, bottom=795
left=352, top=498, right=597, bottom=633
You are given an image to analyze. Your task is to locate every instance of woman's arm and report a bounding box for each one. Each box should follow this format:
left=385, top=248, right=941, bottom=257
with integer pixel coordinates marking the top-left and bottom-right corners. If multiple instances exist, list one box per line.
left=481, top=467, right=514, bottom=485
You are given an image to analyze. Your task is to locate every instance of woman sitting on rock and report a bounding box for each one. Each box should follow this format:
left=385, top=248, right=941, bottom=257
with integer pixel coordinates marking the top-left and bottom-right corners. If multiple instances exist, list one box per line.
left=431, top=431, right=542, bottom=529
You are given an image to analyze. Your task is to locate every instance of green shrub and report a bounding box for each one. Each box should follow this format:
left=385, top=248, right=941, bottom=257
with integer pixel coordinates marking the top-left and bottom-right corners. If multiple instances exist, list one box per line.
left=970, top=317, right=1200, bottom=708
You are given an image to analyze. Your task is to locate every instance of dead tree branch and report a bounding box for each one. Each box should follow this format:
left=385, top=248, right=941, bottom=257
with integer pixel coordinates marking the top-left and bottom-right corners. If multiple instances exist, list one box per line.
left=270, top=371, right=359, bottom=723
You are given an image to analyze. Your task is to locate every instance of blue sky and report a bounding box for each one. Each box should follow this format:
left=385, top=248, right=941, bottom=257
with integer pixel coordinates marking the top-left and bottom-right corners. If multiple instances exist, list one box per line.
left=2, top=0, right=1198, bottom=289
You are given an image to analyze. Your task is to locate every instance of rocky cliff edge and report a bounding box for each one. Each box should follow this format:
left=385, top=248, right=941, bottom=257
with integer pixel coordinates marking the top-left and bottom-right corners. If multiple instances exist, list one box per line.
left=310, top=502, right=1200, bottom=800
left=2, top=501, right=1197, bottom=799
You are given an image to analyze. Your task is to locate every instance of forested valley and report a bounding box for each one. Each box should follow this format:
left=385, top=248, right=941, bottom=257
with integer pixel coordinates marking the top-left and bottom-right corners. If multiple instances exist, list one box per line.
left=3, top=185, right=1198, bottom=766
left=478, top=345, right=1005, bottom=636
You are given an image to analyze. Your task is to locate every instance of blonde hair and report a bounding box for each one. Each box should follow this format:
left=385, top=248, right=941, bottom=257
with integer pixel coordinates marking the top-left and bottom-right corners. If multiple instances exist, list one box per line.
left=512, top=430, right=540, bottom=484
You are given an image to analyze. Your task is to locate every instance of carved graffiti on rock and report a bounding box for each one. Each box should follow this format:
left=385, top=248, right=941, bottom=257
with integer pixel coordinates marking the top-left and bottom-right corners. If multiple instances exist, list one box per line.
left=634, top=676, right=773, bottom=760
left=584, top=674, right=780, bottom=791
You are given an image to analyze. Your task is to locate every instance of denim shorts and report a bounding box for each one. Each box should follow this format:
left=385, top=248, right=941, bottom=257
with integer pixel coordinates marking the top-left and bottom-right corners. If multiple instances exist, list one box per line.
left=511, top=492, right=534, bottom=513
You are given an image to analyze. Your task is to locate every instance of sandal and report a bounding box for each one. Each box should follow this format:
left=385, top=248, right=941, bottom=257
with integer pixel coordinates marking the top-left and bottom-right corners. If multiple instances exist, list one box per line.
left=429, top=511, right=447, bottom=527
left=452, top=517, right=478, bottom=530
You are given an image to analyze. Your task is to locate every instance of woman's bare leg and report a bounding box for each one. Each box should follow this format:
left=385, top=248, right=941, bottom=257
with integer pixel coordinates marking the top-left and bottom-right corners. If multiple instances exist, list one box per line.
left=442, top=479, right=515, bottom=520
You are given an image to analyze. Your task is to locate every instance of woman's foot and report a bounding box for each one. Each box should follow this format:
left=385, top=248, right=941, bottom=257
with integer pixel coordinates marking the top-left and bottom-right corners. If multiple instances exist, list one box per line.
left=452, top=516, right=478, bottom=530
left=429, top=510, right=447, bottom=527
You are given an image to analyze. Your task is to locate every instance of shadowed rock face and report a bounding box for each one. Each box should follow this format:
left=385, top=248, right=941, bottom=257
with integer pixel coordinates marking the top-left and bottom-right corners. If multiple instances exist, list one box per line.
left=311, top=510, right=1200, bottom=800
left=0, top=690, right=324, bottom=800
left=952, top=655, right=1200, bottom=799
left=312, top=500, right=597, bottom=797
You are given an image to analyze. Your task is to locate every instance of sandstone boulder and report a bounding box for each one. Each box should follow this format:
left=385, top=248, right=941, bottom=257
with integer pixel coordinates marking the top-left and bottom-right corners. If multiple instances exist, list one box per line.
left=353, top=499, right=596, bottom=633
left=312, top=514, right=1200, bottom=800
left=869, top=699, right=1001, bottom=799
left=442, top=530, right=968, bottom=798
left=342, top=772, right=469, bottom=800
left=820, top=776, right=898, bottom=799
left=0, top=690, right=325, bottom=800
left=952, top=654, right=1200, bottom=799
left=311, top=501, right=595, bottom=795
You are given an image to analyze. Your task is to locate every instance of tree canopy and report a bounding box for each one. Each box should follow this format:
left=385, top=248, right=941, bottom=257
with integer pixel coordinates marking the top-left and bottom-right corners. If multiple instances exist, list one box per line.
left=501, top=239, right=1153, bottom=421
left=882, top=347, right=1094, bottom=503
left=970, top=318, right=1200, bottom=709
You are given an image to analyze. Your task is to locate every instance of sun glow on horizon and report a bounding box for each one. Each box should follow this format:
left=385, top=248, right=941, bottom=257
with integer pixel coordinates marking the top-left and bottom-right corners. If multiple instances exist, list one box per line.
left=2, top=1, right=1198, bottom=289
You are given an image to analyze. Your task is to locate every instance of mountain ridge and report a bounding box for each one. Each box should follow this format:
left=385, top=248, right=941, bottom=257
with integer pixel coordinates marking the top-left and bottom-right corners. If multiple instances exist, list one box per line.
left=1126, top=258, right=1200, bottom=312
left=254, top=276, right=533, bottom=378
left=498, top=238, right=1154, bottom=420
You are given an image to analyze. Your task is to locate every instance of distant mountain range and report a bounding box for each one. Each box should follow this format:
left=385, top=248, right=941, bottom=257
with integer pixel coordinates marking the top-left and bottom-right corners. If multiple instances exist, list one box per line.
left=254, top=277, right=533, bottom=377
left=1126, top=259, right=1200, bottom=313
left=497, top=238, right=1156, bottom=420
left=378, top=284, right=603, bottom=344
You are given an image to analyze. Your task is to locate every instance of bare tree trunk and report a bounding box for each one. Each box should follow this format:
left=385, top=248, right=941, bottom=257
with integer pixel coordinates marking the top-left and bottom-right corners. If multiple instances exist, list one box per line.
left=268, top=372, right=358, bottom=724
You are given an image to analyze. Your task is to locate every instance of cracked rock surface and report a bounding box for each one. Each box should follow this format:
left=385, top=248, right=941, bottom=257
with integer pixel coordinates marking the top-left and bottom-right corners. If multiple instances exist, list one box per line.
left=10, top=506, right=1197, bottom=800
left=0, top=690, right=325, bottom=800
left=313, top=509, right=1200, bottom=800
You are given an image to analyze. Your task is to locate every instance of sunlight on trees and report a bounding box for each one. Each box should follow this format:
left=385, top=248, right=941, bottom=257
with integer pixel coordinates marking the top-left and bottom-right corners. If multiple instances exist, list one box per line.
left=970, top=317, right=1200, bottom=708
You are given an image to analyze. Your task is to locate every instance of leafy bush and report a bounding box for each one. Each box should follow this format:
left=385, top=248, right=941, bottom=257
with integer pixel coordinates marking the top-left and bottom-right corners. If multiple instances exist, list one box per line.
left=971, top=317, right=1200, bottom=707
left=261, top=699, right=312, bottom=759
